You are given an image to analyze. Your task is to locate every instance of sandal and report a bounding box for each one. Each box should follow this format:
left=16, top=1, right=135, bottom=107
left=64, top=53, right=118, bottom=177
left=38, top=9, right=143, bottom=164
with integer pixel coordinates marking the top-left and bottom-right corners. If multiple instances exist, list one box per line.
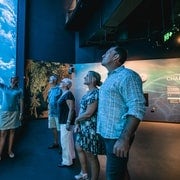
left=9, top=152, right=15, bottom=158
left=74, top=172, right=88, bottom=180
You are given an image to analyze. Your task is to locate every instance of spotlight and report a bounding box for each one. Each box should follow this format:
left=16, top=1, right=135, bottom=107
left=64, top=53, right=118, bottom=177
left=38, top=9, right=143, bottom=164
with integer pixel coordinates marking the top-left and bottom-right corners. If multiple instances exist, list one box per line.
left=175, top=34, right=180, bottom=44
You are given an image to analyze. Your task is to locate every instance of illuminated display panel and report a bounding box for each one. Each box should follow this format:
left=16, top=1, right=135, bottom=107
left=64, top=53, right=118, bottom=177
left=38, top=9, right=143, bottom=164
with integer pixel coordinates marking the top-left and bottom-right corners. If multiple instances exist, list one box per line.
left=0, top=0, right=17, bottom=106
left=75, top=58, right=180, bottom=123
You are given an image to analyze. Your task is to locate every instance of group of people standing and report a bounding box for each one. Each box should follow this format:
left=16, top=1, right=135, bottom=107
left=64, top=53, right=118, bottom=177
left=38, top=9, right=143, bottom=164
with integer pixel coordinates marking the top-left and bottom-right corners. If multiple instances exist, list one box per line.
left=0, top=45, right=146, bottom=180
left=48, top=71, right=105, bottom=180
left=47, top=75, right=76, bottom=167
left=47, top=45, right=146, bottom=180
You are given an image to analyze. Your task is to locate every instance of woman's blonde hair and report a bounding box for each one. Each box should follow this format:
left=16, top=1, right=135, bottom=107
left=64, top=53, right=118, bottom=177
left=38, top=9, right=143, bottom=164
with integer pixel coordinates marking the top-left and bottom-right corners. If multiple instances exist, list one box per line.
left=89, top=71, right=102, bottom=86
left=61, top=78, right=72, bottom=89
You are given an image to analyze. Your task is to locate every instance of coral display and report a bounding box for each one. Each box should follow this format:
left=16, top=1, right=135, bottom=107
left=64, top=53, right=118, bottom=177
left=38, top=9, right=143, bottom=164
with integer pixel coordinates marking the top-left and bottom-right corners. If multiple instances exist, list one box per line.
left=25, top=59, right=71, bottom=119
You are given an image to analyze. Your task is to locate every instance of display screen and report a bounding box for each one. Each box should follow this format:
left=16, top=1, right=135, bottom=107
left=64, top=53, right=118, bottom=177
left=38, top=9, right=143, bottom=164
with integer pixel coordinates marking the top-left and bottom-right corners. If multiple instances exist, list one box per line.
left=0, top=0, right=17, bottom=106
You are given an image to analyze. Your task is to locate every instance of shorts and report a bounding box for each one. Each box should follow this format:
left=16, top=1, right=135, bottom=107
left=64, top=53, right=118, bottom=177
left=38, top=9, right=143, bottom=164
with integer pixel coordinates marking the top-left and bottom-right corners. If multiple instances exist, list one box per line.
left=0, top=111, right=21, bottom=130
left=48, top=116, right=60, bottom=131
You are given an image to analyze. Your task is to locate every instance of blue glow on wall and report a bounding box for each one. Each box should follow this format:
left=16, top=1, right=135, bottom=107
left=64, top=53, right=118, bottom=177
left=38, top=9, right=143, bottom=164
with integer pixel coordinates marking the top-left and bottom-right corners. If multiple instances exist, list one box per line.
left=0, top=0, right=17, bottom=105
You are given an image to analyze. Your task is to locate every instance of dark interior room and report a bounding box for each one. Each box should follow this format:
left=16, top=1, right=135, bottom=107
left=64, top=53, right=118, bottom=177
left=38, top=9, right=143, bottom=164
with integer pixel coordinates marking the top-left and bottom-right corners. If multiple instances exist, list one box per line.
left=0, top=0, right=180, bottom=179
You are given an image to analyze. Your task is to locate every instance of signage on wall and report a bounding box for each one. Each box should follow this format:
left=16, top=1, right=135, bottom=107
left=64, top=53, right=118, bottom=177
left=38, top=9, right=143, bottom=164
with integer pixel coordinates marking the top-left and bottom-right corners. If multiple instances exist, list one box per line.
left=166, top=74, right=180, bottom=104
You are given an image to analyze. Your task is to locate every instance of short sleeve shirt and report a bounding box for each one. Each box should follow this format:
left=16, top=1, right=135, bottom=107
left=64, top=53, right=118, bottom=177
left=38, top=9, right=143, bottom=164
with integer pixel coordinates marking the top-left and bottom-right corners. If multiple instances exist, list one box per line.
left=48, top=86, right=62, bottom=117
left=0, top=83, right=23, bottom=111
left=57, top=91, right=75, bottom=124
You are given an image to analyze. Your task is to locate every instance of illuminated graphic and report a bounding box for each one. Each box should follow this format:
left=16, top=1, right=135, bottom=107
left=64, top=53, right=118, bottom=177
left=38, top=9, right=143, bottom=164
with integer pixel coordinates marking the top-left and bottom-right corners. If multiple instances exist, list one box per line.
left=75, top=58, right=180, bottom=122
left=0, top=0, right=17, bottom=106
left=25, top=60, right=71, bottom=119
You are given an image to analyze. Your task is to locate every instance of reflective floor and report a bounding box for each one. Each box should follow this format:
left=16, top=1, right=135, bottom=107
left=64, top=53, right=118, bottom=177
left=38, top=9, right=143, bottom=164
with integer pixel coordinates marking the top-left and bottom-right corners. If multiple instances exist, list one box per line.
left=0, top=120, right=180, bottom=180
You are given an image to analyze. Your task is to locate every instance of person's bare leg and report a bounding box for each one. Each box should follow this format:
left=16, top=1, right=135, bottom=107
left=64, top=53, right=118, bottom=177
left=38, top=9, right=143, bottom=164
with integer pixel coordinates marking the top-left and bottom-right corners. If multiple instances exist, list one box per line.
left=0, top=130, right=8, bottom=159
left=123, top=168, right=130, bottom=180
left=76, top=144, right=88, bottom=174
left=87, top=152, right=100, bottom=180
left=8, top=129, right=15, bottom=155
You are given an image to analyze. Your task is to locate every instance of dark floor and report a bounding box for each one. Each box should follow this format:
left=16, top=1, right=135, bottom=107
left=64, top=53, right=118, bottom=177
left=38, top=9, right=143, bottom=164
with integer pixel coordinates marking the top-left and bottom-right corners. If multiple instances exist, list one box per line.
left=0, top=120, right=180, bottom=180
left=128, top=121, right=180, bottom=180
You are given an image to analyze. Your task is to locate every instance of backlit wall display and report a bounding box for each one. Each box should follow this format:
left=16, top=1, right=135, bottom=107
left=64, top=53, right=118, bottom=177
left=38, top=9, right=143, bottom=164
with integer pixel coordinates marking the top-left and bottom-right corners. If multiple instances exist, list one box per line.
left=74, top=58, right=180, bottom=123
left=25, top=60, right=71, bottom=119
left=0, top=0, right=17, bottom=106
left=126, top=58, right=180, bottom=122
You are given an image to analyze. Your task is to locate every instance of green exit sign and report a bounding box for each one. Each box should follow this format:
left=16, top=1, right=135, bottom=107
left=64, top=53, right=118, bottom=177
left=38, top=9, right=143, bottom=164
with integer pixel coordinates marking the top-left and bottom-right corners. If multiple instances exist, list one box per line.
left=164, top=31, right=173, bottom=42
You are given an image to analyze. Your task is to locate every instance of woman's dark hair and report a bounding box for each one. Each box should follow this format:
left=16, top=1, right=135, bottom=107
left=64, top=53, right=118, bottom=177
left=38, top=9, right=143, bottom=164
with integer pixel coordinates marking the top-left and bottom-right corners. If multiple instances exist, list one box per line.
left=89, top=71, right=102, bottom=86
left=114, top=46, right=127, bottom=65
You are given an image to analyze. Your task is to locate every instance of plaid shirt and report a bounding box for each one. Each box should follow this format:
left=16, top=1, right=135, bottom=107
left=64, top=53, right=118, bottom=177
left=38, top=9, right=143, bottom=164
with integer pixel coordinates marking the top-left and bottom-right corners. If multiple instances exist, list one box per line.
left=97, top=66, right=146, bottom=139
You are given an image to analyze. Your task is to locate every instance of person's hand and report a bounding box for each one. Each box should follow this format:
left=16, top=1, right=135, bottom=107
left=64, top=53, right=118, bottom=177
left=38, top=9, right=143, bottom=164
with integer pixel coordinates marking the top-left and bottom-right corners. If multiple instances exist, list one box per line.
left=74, top=124, right=80, bottom=133
left=113, top=138, right=130, bottom=158
left=66, top=123, right=71, bottom=131
left=19, top=113, right=23, bottom=121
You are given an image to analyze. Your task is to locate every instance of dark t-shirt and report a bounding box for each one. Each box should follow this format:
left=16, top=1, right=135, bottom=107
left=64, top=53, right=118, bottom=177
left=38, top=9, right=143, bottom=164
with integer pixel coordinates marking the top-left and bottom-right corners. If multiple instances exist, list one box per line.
left=57, top=91, right=76, bottom=125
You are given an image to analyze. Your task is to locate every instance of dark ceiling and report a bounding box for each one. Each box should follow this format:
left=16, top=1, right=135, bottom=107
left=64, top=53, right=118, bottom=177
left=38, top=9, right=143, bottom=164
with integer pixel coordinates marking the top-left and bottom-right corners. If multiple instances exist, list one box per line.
left=65, top=0, right=180, bottom=47
left=116, top=0, right=179, bottom=40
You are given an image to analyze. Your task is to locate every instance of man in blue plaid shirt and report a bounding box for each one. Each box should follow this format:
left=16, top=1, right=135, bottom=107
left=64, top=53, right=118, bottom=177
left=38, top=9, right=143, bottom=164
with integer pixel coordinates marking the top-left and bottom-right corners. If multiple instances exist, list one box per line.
left=97, top=45, right=146, bottom=180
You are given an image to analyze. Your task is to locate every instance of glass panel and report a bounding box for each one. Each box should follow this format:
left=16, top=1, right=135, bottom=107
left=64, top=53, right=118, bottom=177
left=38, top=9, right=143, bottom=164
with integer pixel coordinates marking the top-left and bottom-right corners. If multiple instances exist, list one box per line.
left=0, top=0, right=17, bottom=106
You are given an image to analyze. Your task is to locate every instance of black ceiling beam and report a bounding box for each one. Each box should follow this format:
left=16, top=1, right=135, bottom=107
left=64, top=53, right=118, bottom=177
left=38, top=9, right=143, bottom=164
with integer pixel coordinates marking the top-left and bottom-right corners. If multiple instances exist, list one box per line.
left=65, top=0, right=101, bottom=31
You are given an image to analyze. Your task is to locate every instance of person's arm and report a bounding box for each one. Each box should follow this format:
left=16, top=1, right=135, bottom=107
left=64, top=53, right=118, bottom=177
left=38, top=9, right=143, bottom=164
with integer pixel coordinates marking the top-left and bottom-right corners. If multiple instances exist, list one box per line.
left=113, top=115, right=140, bottom=158
left=66, top=99, right=75, bottom=131
left=0, top=83, right=5, bottom=88
left=19, top=98, right=24, bottom=120
left=75, top=100, right=98, bottom=124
